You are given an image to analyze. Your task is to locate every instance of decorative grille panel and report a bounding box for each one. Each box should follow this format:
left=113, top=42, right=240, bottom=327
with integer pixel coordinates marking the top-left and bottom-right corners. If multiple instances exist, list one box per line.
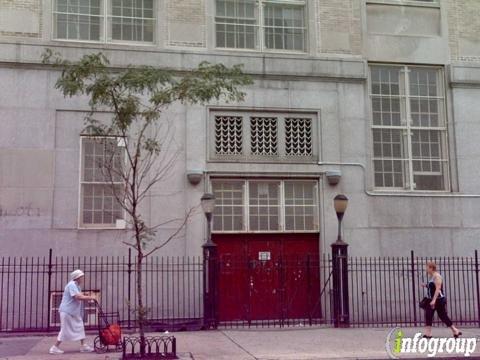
left=214, top=116, right=243, bottom=155
left=250, top=117, right=278, bottom=156
left=285, top=117, right=313, bottom=156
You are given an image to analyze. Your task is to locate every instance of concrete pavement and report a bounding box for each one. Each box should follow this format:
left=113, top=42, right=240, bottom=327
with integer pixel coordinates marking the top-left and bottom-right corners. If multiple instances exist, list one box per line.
left=2, top=327, right=480, bottom=360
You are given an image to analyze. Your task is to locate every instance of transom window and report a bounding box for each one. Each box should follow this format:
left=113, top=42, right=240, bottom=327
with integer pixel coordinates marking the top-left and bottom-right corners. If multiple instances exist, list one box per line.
left=210, top=110, right=317, bottom=161
left=80, top=137, right=125, bottom=228
left=54, top=0, right=155, bottom=43
left=212, top=179, right=319, bottom=233
left=215, top=0, right=306, bottom=52
left=370, top=65, right=449, bottom=191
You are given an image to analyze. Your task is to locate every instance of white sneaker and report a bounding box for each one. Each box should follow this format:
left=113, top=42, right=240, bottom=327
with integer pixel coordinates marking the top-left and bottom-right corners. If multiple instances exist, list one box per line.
left=80, top=344, right=94, bottom=353
left=49, top=345, right=64, bottom=355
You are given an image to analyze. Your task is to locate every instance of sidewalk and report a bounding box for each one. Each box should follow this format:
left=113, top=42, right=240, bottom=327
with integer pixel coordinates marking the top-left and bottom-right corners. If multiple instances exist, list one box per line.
left=2, top=327, right=480, bottom=360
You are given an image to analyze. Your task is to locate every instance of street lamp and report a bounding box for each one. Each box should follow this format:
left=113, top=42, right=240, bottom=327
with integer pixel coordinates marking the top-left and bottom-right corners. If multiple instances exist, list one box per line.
left=200, top=192, right=217, bottom=328
left=333, top=194, right=348, bottom=243
left=331, top=194, right=349, bottom=327
left=201, top=193, right=216, bottom=247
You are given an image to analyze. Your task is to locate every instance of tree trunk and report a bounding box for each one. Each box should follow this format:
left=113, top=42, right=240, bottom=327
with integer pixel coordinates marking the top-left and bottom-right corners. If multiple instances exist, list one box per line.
left=136, top=251, right=146, bottom=356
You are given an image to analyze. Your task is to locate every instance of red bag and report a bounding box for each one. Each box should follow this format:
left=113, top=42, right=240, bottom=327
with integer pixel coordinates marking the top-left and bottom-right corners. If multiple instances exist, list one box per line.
left=101, top=324, right=122, bottom=345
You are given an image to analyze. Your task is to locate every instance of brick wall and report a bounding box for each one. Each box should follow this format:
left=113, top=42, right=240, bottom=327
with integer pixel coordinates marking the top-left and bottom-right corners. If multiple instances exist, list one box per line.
left=166, top=0, right=206, bottom=48
left=0, top=0, right=42, bottom=38
left=447, top=0, right=480, bottom=61
left=316, top=0, right=362, bottom=55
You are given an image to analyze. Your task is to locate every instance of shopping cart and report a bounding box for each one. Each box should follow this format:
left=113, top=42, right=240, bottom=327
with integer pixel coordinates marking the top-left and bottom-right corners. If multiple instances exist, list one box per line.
left=92, top=300, right=123, bottom=353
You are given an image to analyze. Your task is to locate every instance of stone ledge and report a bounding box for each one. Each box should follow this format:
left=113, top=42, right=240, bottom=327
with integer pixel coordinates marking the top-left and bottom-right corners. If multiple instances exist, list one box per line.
left=0, top=41, right=367, bottom=82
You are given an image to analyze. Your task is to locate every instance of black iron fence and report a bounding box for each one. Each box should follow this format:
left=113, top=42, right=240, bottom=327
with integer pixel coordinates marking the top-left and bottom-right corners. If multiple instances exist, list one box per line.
left=0, top=249, right=204, bottom=333
left=1, top=249, right=479, bottom=332
left=349, top=251, right=480, bottom=328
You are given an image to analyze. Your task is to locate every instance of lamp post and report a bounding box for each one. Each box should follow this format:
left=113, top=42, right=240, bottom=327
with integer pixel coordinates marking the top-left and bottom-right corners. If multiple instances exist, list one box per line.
left=200, top=193, right=218, bottom=328
left=331, top=194, right=349, bottom=328
left=334, top=194, right=348, bottom=244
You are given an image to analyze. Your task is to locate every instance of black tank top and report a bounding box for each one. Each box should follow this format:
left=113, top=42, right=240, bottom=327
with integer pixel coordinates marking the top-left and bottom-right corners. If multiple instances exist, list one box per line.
left=427, top=274, right=445, bottom=299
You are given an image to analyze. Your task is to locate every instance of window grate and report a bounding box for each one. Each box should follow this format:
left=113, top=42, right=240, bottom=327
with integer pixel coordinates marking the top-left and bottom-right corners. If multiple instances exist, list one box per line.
left=214, top=116, right=243, bottom=155
left=250, top=117, right=278, bottom=156
left=285, top=117, right=313, bottom=156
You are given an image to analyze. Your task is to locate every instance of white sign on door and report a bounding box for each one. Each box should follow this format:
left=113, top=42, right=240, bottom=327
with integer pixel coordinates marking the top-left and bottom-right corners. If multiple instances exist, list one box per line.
left=258, top=251, right=271, bottom=261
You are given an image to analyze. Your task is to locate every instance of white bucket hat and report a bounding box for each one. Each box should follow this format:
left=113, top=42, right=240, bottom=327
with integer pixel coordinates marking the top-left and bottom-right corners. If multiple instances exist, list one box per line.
left=70, top=269, right=85, bottom=281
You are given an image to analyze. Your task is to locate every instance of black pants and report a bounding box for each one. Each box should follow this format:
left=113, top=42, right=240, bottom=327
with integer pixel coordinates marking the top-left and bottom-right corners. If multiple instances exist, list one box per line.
left=425, top=298, right=453, bottom=327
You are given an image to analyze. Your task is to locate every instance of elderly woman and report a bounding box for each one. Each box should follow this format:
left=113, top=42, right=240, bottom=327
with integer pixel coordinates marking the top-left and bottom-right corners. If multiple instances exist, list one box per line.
left=49, top=270, right=97, bottom=355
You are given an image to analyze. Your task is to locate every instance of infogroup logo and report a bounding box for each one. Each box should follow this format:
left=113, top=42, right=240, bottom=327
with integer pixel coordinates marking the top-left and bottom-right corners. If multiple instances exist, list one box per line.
left=386, top=328, right=477, bottom=358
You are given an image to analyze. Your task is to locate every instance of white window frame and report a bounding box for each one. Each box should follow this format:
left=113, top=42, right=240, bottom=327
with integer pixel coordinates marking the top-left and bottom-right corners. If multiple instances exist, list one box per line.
left=214, top=0, right=308, bottom=53
left=366, top=0, right=440, bottom=7
left=369, top=64, right=450, bottom=192
left=211, top=178, right=319, bottom=233
left=78, top=136, right=127, bottom=229
left=52, top=0, right=156, bottom=45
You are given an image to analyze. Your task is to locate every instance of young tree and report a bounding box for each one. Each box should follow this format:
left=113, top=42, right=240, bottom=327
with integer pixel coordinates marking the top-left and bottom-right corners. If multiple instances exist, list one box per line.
left=42, top=50, right=252, bottom=356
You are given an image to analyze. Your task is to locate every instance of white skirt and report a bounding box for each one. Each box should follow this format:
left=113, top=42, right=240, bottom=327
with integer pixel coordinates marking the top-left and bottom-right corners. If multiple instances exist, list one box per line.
left=57, top=312, right=86, bottom=342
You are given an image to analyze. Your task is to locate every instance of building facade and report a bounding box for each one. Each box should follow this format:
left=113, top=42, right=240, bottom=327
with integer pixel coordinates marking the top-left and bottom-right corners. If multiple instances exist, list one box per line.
left=1, top=0, right=480, bottom=264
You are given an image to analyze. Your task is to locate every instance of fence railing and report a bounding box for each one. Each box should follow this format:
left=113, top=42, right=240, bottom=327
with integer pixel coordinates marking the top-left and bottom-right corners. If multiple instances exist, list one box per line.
left=0, top=249, right=204, bottom=333
left=1, top=249, right=479, bottom=332
left=348, top=250, right=480, bottom=327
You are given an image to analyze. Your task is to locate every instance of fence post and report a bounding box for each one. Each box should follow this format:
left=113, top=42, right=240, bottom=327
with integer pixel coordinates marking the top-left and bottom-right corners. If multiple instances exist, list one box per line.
left=127, top=248, right=132, bottom=329
left=47, top=248, right=53, bottom=332
left=411, top=250, right=417, bottom=327
left=203, top=241, right=218, bottom=329
left=331, top=240, right=349, bottom=328
left=475, top=250, right=480, bottom=328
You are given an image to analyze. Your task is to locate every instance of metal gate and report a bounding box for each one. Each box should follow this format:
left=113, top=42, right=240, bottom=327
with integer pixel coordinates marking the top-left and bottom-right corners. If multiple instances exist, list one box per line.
left=213, top=233, right=333, bottom=327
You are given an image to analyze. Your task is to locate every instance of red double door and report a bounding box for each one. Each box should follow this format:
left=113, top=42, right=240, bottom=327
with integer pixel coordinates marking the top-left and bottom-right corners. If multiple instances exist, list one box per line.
left=213, top=233, right=321, bottom=323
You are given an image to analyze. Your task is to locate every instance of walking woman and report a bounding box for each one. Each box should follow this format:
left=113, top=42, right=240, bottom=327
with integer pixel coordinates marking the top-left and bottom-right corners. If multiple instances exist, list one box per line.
left=49, top=270, right=97, bottom=355
left=423, top=261, right=462, bottom=338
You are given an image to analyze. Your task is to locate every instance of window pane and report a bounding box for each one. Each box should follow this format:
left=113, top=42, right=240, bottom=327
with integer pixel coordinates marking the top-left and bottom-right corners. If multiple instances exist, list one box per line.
left=82, top=137, right=125, bottom=183
left=264, top=3, right=305, bottom=51
left=108, top=0, right=155, bottom=42
left=284, top=181, right=317, bottom=231
left=248, top=181, right=280, bottom=231
left=82, top=184, right=123, bottom=225
left=370, top=65, right=447, bottom=190
left=54, top=0, right=102, bottom=41
left=215, top=0, right=257, bottom=49
left=212, top=181, right=245, bottom=231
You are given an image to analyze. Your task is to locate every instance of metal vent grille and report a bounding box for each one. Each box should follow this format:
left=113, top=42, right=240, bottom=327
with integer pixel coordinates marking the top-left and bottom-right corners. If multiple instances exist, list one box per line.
left=285, top=117, right=313, bottom=156
left=214, top=116, right=243, bottom=155
left=250, top=117, right=278, bottom=155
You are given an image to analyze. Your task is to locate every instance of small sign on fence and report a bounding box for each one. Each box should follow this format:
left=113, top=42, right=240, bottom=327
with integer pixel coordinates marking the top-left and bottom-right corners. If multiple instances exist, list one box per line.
left=258, top=251, right=271, bottom=261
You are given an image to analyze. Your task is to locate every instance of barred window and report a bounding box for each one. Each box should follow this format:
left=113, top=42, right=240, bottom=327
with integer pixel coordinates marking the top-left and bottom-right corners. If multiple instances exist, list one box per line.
left=215, top=116, right=243, bottom=155
left=370, top=65, right=448, bottom=191
left=80, top=137, right=125, bottom=227
left=212, top=179, right=318, bottom=233
left=250, top=117, right=278, bottom=156
left=285, top=117, right=312, bottom=156
left=215, top=0, right=306, bottom=52
left=54, top=0, right=155, bottom=43
left=212, top=181, right=245, bottom=231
